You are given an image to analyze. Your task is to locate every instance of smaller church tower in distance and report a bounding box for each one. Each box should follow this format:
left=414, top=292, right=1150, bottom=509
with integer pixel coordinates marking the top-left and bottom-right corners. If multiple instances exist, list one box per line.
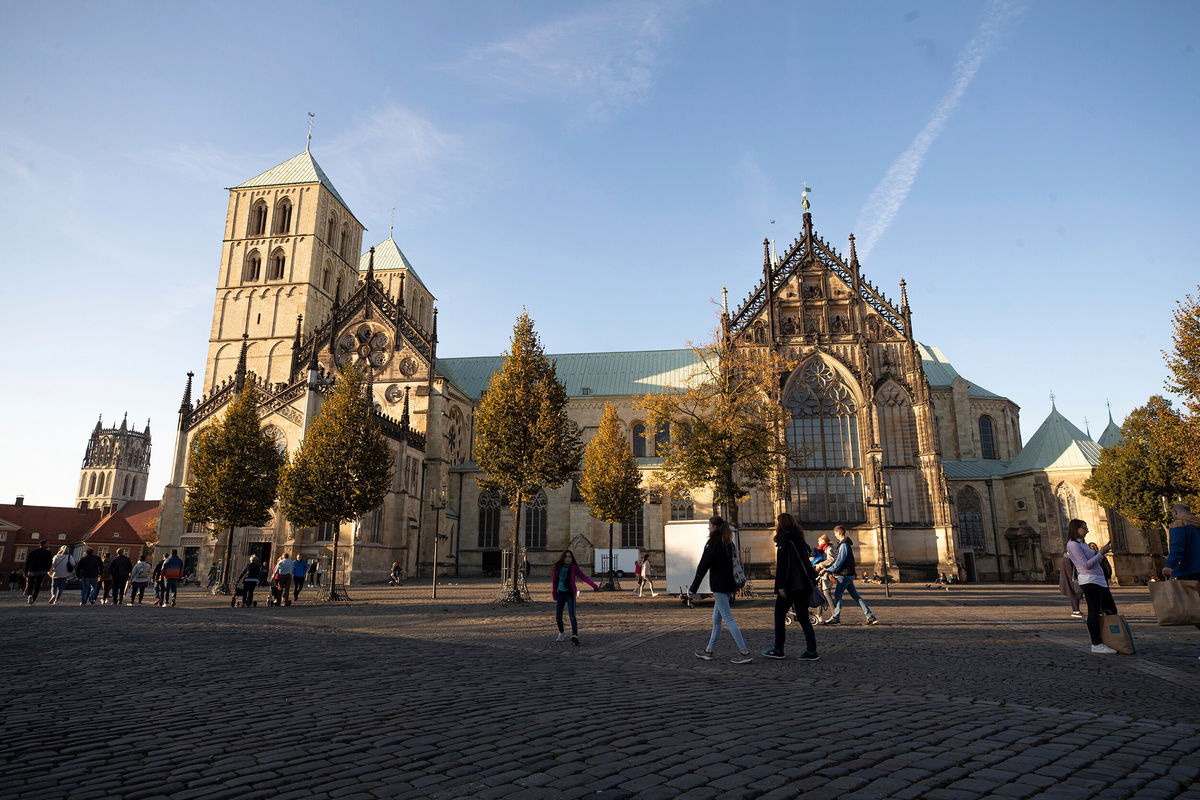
left=77, top=414, right=151, bottom=513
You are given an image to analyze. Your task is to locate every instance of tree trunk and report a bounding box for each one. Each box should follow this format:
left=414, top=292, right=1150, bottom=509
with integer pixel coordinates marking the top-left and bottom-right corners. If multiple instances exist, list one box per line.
left=329, top=524, right=342, bottom=601
left=505, top=497, right=524, bottom=602
left=216, top=525, right=235, bottom=595
left=603, top=521, right=615, bottom=590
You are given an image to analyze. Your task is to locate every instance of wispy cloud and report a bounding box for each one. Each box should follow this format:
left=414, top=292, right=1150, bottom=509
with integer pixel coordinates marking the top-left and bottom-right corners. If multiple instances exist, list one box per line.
left=322, top=104, right=488, bottom=225
left=455, top=1, right=684, bottom=122
left=139, top=142, right=263, bottom=186
left=855, top=0, right=1028, bottom=258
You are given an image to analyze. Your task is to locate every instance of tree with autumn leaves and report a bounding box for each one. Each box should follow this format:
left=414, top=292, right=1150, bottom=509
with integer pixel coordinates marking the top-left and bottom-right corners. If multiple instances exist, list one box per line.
left=474, top=312, right=582, bottom=602
left=184, top=381, right=285, bottom=594
left=578, top=403, right=645, bottom=590
left=1085, top=288, right=1200, bottom=527
left=637, top=327, right=798, bottom=529
left=278, top=364, right=392, bottom=599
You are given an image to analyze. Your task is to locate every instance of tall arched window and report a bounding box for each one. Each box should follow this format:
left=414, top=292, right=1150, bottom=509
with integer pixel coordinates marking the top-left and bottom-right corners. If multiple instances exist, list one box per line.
left=122, top=475, right=130, bottom=496
left=1056, top=485, right=1077, bottom=542
left=875, top=384, right=917, bottom=467
left=88, top=473, right=97, bottom=495
left=979, top=415, right=997, bottom=459
left=524, top=490, right=547, bottom=549
left=248, top=200, right=268, bottom=236
left=654, top=423, right=670, bottom=456
left=243, top=250, right=262, bottom=282
left=785, top=360, right=864, bottom=523
left=268, top=249, right=286, bottom=280
left=621, top=505, right=645, bottom=548
left=670, top=492, right=694, bottom=521
left=79, top=475, right=87, bottom=496
left=130, top=476, right=138, bottom=497
left=478, top=491, right=500, bottom=549
left=631, top=423, right=647, bottom=458
left=326, top=215, right=337, bottom=244
left=956, top=487, right=986, bottom=551
left=274, top=197, right=292, bottom=234
left=322, top=261, right=332, bottom=291
left=340, top=223, right=351, bottom=260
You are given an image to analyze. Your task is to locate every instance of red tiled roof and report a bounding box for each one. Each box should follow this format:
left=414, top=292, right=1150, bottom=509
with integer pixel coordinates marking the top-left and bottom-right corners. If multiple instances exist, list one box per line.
left=0, top=504, right=100, bottom=543
left=118, top=500, right=161, bottom=540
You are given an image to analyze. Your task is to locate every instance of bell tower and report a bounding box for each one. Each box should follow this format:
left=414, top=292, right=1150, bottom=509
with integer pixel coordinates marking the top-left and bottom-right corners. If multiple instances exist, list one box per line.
left=205, top=147, right=366, bottom=391
left=77, top=414, right=151, bottom=513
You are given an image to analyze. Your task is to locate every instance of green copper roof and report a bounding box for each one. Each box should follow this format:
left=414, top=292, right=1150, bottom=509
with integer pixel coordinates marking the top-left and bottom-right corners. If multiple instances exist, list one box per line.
left=1003, top=405, right=1101, bottom=476
left=437, top=349, right=706, bottom=400
left=942, top=458, right=1011, bottom=480
left=917, top=343, right=1003, bottom=399
left=359, top=236, right=431, bottom=295
left=1098, top=415, right=1124, bottom=448
left=234, top=150, right=351, bottom=210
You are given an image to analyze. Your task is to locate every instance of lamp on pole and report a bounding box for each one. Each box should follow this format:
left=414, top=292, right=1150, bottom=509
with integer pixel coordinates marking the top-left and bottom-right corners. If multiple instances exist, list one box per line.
left=865, top=478, right=893, bottom=599
left=430, top=487, right=447, bottom=599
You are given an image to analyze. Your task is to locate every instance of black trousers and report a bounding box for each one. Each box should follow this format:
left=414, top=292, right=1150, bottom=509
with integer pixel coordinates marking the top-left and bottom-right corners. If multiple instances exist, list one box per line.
left=24, top=574, right=46, bottom=601
left=774, top=589, right=817, bottom=654
left=1081, top=582, right=1118, bottom=645
left=130, top=582, right=148, bottom=603
left=243, top=581, right=257, bottom=605
left=292, top=576, right=305, bottom=599
left=111, top=577, right=128, bottom=602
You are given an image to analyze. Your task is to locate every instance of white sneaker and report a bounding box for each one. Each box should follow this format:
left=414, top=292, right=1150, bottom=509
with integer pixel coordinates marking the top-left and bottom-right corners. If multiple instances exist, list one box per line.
left=1090, top=643, right=1118, bottom=654
left=651, top=593, right=658, bottom=597
left=555, top=633, right=565, bottom=642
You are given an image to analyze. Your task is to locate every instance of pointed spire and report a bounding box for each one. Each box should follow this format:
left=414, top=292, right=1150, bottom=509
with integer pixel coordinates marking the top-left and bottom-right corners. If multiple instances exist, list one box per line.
left=333, top=277, right=342, bottom=308
left=307, top=338, right=319, bottom=370
left=235, top=333, right=249, bottom=392
left=397, top=271, right=406, bottom=310
left=763, top=238, right=771, bottom=269
left=432, top=306, right=439, bottom=343
left=1050, top=391, right=1057, bottom=410
left=367, top=246, right=375, bottom=282
left=145, top=419, right=151, bottom=435
left=306, top=112, right=315, bottom=152
left=120, top=413, right=128, bottom=431
left=401, top=386, right=411, bottom=427
left=1084, top=416, right=1092, bottom=438
left=292, top=314, right=303, bottom=351
left=848, top=233, right=859, bottom=269
left=899, top=279, right=909, bottom=311
left=95, top=415, right=103, bottom=432
left=1106, top=399, right=1114, bottom=423
left=721, top=286, right=729, bottom=316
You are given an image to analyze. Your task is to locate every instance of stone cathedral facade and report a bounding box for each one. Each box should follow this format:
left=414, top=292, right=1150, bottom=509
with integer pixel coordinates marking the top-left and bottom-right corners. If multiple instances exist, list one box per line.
left=154, top=149, right=1160, bottom=586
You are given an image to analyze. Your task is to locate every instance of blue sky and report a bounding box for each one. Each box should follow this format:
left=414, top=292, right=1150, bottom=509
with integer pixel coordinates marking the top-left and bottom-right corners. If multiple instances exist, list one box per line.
left=2, top=0, right=1198, bottom=505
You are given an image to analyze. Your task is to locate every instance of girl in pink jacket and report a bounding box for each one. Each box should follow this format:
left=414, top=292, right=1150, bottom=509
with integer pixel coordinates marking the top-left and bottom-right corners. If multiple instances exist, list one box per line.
left=551, top=550, right=599, bottom=646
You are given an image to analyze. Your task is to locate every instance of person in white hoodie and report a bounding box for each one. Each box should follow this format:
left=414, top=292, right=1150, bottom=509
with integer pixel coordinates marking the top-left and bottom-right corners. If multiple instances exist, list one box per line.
left=1065, top=519, right=1117, bottom=654
left=128, top=556, right=153, bottom=605
left=49, top=546, right=74, bottom=605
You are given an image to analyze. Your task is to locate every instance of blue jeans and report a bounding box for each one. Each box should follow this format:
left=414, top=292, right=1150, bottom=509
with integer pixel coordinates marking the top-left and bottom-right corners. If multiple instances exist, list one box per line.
left=555, top=593, right=578, bottom=635
left=162, top=579, right=179, bottom=604
left=51, top=577, right=68, bottom=603
left=831, top=576, right=872, bottom=620
left=80, top=577, right=98, bottom=604
left=707, top=592, right=748, bottom=652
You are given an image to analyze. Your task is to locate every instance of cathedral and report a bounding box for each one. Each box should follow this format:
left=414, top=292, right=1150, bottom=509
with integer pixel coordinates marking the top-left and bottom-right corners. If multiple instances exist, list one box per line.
left=153, top=148, right=1161, bottom=587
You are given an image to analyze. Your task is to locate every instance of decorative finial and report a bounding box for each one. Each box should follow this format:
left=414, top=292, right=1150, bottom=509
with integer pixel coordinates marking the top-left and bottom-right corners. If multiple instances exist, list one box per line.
left=1049, top=391, right=1056, bottom=409
left=721, top=286, right=729, bottom=316
left=1084, top=416, right=1092, bottom=437
left=432, top=306, right=439, bottom=343
left=401, top=386, right=411, bottom=427
left=763, top=238, right=771, bottom=268
left=1106, top=399, right=1114, bottom=422
left=389, top=207, right=395, bottom=238
left=367, top=246, right=375, bottom=282
left=120, top=412, right=128, bottom=430
left=848, top=233, right=859, bottom=268
left=306, top=112, right=315, bottom=151
left=801, top=183, right=811, bottom=213
left=293, top=314, right=303, bottom=350
left=235, top=333, right=249, bottom=392
left=95, top=414, right=103, bottom=431
left=899, top=278, right=909, bottom=310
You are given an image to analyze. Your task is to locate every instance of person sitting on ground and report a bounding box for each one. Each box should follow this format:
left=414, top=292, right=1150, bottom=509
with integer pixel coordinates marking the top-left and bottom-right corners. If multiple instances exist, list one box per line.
left=388, top=562, right=403, bottom=586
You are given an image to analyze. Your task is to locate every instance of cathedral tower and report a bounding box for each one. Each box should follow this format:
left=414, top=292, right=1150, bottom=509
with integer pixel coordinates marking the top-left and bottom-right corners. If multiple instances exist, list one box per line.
left=77, top=414, right=151, bottom=513
left=205, top=148, right=365, bottom=391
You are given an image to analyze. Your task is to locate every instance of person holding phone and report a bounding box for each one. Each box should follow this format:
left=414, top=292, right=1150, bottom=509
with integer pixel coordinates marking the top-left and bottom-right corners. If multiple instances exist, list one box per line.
left=1065, top=519, right=1117, bottom=654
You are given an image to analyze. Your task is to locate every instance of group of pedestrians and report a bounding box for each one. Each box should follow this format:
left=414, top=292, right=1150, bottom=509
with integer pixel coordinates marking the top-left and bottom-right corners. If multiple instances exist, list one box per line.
left=235, top=552, right=312, bottom=607
left=17, top=541, right=185, bottom=607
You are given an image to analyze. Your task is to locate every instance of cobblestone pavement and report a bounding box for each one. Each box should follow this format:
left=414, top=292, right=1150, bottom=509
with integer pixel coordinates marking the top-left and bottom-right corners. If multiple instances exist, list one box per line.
left=1, top=581, right=1197, bottom=800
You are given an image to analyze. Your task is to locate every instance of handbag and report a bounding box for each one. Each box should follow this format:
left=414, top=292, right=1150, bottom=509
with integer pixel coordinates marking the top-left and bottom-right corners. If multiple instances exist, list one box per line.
left=786, top=541, right=825, bottom=608
left=1148, top=579, right=1200, bottom=625
left=728, top=543, right=747, bottom=588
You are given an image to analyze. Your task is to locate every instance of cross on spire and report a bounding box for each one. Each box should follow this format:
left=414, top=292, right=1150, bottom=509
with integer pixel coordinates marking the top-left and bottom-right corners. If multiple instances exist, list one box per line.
left=1049, top=391, right=1056, bottom=408
left=306, top=112, right=315, bottom=151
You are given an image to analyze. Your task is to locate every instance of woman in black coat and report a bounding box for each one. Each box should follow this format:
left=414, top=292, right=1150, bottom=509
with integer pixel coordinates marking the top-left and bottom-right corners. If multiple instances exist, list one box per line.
left=762, top=513, right=819, bottom=661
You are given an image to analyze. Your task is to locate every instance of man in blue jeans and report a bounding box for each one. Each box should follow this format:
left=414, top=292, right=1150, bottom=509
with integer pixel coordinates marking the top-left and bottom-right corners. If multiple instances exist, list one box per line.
left=819, top=526, right=878, bottom=625
left=75, top=548, right=103, bottom=605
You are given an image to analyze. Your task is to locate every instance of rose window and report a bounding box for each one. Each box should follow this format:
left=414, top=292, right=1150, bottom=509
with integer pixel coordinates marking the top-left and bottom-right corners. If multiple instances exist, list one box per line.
left=335, top=324, right=390, bottom=369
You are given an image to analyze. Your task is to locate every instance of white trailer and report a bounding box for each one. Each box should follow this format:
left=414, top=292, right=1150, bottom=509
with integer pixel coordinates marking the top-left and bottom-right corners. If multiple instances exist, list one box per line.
left=594, top=548, right=641, bottom=577
left=665, top=520, right=713, bottom=596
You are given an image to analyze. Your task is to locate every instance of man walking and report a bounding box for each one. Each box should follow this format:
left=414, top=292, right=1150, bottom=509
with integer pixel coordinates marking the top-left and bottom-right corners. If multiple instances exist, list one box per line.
left=160, top=550, right=185, bottom=607
left=109, top=549, right=133, bottom=605
left=49, top=546, right=74, bottom=605
left=23, top=541, right=52, bottom=605
left=819, top=526, right=878, bottom=625
left=76, top=548, right=103, bottom=605
left=292, top=556, right=308, bottom=602
left=272, top=553, right=295, bottom=606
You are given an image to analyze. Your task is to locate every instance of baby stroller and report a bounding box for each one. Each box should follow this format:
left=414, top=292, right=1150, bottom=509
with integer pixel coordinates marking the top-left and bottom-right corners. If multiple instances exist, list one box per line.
left=231, top=582, right=258, bottom=608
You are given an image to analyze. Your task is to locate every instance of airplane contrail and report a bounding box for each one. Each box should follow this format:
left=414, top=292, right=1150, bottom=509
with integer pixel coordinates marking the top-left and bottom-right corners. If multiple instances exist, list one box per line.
left=855, top=0, right=1029, bottom=259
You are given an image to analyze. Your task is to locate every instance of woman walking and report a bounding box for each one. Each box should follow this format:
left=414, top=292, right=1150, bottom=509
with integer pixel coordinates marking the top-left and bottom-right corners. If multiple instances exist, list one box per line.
left=636, top=553, right=658, bottom=598
left=49, top=546, right=73, bottom=605
left=551, top=550, right=599, bottom=645
left=128, top=555, right=153, bottom=604
left=1065, top=519, right=1118, bottom=654
left=690, top=516, right=754, bottom=664
left=1058, top=548, right=1083, bottom=618
left=761, top=514, right=820, bottom=662
left=238, top=555, right=264, bottom=607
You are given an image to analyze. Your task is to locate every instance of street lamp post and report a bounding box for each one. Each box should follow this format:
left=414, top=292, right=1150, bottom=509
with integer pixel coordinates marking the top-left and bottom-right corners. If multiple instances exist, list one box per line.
left=601, top=522, right=616, bottom=591
left=430, top=488, right=447, bottom=599
left=865, top=480, right=894, bottom=599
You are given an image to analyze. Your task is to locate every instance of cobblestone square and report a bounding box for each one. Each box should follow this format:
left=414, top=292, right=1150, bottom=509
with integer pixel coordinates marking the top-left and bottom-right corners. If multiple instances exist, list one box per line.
left=1, top=582, right=1197, bottom=799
